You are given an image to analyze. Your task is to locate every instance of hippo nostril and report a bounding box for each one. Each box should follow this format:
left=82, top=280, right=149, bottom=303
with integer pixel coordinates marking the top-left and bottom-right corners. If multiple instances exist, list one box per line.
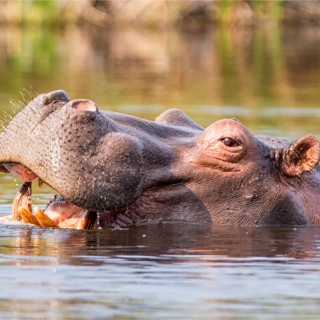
left=41, top=95, right=49, bottom=106
left=68, top=99, right=98, bottom=113
left=42, top=90, right=70, bottom=106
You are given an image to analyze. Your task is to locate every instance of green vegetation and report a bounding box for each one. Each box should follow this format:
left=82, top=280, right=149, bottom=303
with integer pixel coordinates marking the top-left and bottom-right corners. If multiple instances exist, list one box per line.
left=0, top=0, right=302, bottom=27
left=2, top=0, right=76, bottom=26
left=0, top=0, right=320, bottom=137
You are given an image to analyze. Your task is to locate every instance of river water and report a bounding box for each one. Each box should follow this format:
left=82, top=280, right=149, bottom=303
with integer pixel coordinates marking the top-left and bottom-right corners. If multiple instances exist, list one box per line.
left=0, top=24, right=320, bottom=319
left=1, top=224, right=320, bottom=319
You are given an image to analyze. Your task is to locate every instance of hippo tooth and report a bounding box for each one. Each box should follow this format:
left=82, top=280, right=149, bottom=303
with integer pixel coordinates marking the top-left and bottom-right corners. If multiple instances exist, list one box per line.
left=34, top=207, right=58, bottom=228
left=18, top=207, right=40, bottom=226
left=74, top=211, right=97, bottom=230
left=12, top=181, right=32, bottom=221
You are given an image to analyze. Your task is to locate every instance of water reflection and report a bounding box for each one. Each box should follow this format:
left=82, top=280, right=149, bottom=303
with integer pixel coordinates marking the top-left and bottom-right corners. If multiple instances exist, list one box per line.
left=1, top=224, right=320, bottom=263
left=0, top=25, right=320, bottom=134
left=0, top=224, right=320, bottom=319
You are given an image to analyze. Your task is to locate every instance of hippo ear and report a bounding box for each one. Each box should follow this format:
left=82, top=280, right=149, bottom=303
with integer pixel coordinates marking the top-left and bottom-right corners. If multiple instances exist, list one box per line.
left=281, top=135, right=320, bottom=177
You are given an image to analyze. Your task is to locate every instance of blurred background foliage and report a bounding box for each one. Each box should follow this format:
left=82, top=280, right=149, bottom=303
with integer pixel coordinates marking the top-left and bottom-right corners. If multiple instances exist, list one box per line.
left=0, top=1, right=320, bottom=137
left=2, top=1, right=320, bottom=27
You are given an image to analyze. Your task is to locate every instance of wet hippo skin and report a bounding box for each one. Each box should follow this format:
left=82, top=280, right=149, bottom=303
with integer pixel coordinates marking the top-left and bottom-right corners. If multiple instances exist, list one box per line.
left=0, top=90, right=320, bottom=229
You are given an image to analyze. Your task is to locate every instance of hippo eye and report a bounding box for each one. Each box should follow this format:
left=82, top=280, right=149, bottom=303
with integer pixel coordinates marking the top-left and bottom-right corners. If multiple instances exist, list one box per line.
left=221, top=137, right=239, bottom=147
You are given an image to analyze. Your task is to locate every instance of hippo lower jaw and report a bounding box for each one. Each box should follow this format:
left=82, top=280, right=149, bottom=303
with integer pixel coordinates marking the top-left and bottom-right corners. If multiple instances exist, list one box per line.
left=40, top=195, right=97, bottom=229
left=2, top=162, right=142, bottom=230
left=1, top=163, right=100, bottom=229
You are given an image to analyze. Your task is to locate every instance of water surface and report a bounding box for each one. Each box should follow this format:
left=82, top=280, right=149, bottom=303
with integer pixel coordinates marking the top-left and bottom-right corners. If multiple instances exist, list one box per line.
left=1, top=223, right=320, bottom=319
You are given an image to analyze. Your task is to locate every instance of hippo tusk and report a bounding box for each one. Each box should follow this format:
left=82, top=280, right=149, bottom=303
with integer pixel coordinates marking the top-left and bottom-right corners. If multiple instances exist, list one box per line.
left=12, top=181, right=55, bottom=227
left=18, top=207, right=41, bottom=226
left=11, top=179, right=96, bottom=229
left=34, top=207, right=58, bottom=228
left=18, top=206, right=60, bottom=228
left=84, top=211, right=97, bottom=230
left=12, top=181, right=32, bottom=221
left=74, top=210, right=97, bottom=230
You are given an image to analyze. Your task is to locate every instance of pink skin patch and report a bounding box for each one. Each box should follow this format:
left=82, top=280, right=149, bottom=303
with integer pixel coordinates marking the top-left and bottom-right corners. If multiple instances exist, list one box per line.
left=0, top=215, right=13, bottom=223
left=3, top=163, right=37, bottom=182
left=69, top=99, right=98, bottom=112
left=44, top=198, right=94, bottom=229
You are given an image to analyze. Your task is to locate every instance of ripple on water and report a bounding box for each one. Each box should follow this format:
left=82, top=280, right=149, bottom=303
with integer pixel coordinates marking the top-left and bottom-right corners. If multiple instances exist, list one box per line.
left=0, top=223, right=319, bottom=319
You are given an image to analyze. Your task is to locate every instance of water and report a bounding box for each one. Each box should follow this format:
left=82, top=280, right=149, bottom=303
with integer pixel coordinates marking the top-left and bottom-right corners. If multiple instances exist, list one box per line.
left=1, top=224, right=320, bottom=319
left=1, top=23, right=320, bottom=319
left=0, top=223, right=320, bottom=319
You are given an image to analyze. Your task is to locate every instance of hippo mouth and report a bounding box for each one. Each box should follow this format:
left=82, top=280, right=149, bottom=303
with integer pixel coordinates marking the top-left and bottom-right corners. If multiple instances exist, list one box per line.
left=1, top=162, right=98, bottom=229
left=0, top=90, right=152, bottom=229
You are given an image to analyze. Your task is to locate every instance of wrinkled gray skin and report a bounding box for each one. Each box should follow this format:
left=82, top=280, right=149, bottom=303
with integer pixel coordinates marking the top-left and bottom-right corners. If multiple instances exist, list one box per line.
left=1, top=90, right=320, bottom=228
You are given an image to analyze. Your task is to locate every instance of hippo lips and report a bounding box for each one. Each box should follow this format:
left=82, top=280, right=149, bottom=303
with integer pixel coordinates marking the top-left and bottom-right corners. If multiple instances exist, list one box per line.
left=2, top=162, right=98, bottom=229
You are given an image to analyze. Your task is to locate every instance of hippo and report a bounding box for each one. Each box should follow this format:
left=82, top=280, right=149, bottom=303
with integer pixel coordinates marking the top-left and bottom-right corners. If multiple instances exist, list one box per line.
left=0, top=89, right=320, bottom=229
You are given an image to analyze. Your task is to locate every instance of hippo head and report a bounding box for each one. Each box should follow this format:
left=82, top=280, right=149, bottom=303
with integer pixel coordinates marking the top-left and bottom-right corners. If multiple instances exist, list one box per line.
left=0, top=90, right=320, bottom=229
